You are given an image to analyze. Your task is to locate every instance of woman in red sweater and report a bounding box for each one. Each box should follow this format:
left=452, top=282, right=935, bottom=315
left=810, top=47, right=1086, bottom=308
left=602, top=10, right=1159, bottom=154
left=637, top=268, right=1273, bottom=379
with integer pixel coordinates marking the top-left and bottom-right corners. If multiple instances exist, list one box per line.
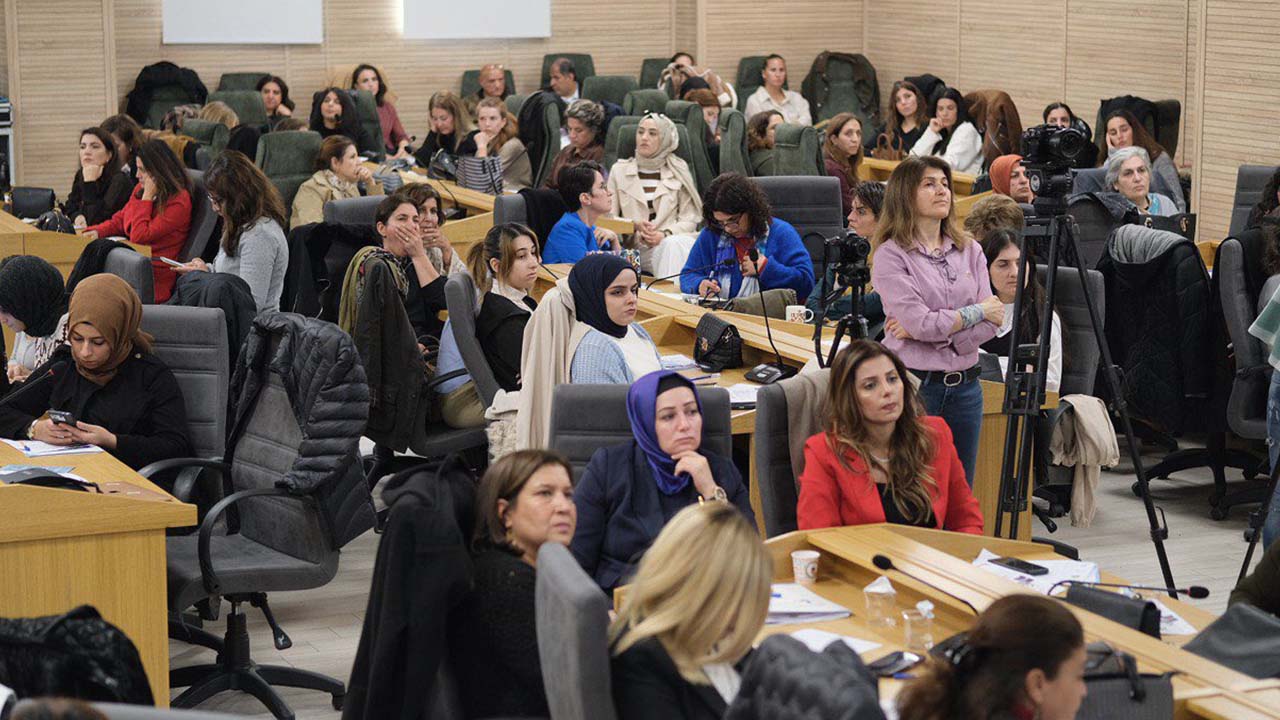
left=797, top=339, right=984, bottom=534
left=84, top=139, right=192, bottom=302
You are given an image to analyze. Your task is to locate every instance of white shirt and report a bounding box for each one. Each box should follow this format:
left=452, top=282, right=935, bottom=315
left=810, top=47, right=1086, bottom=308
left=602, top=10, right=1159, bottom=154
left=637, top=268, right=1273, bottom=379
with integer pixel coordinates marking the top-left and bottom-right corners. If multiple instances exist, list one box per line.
left=984, top=305, right=1063, bottom=393
left=910, top=121, right=984, bottom=175
left=613, top=325, right=662, bottom=378
left=743, top=86, right=812, bottom=126
left=702, top=663, right=741, bottom=704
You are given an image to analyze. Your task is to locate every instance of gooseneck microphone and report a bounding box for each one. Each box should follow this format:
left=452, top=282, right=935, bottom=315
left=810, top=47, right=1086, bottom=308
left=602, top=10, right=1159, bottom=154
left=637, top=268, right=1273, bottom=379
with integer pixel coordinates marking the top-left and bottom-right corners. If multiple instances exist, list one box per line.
left=643, top=258, right=733, bottom=290
left=1047, top=579, right=1209, bottom=600
left=741, top=248, right=797, bottom=385
left=0, top=359, right=67, bottom=407
left=872, top=554, right=979, bottom=616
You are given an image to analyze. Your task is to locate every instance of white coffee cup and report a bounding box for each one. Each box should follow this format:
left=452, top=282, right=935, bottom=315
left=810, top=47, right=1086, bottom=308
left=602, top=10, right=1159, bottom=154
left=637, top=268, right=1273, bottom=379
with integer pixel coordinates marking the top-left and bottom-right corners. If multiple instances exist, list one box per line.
left=786, top=305, right=814, bottom=324
left=791, top=549, right=820, bottom=585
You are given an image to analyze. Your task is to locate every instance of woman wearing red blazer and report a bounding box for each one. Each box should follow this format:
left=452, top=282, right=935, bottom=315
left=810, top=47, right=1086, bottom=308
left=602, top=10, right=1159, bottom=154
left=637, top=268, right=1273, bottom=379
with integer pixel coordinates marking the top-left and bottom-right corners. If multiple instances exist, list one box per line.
left=84, top=139, right=193, bottom=302
left=797, top=340, right=984, bottom=534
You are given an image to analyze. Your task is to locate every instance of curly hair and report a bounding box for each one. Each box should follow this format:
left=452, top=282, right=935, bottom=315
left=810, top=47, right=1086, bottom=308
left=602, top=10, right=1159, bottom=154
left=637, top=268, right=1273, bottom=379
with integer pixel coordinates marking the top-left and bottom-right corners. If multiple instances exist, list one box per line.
left=701, top=173, right=771, bottom=238
left=565, top=99, right=605, bottom=142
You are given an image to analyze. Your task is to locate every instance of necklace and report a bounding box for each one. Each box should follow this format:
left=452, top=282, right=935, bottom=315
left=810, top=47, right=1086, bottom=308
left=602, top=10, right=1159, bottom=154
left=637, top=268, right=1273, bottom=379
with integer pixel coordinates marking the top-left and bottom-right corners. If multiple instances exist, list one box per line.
left=869, top=452, right=892, bottom=465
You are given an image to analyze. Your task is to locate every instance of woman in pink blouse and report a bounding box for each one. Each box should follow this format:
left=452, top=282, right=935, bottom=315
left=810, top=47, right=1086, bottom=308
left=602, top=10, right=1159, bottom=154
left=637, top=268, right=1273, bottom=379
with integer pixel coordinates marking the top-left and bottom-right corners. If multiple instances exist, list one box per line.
left=869, top=155, right=1002, bottom=485
left=352, top=64, right=411, bottom=159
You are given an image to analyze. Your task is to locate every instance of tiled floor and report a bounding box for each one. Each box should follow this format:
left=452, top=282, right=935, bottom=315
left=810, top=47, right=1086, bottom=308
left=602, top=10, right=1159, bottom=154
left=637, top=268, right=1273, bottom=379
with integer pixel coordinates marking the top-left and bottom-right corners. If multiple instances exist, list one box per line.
left=169, top=447, right=1271, bottom=718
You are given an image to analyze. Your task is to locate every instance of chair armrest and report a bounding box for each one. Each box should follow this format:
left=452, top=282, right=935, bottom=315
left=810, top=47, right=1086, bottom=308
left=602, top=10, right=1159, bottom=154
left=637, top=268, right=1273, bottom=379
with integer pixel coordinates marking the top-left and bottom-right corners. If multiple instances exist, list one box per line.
left=197, top=486, right=316, bottom=596
left=137, top=457, right=230, bottom=504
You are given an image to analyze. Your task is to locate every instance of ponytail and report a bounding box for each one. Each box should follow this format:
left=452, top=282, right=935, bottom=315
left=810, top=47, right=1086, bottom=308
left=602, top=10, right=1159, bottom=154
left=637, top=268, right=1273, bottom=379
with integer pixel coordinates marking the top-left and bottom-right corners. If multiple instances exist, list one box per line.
left=467, top=240, right=494, bottom=294
left=896, top=654, right=962, bottom=720
left=468, top=222, right=538, bottom=295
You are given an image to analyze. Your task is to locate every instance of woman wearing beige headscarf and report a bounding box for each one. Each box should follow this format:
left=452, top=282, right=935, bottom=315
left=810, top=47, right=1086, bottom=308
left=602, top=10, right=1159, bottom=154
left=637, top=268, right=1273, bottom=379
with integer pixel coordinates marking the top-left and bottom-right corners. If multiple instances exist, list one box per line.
left=607, top=113, right=703, bottom=277
left=0, top=273, right=192, bottom=470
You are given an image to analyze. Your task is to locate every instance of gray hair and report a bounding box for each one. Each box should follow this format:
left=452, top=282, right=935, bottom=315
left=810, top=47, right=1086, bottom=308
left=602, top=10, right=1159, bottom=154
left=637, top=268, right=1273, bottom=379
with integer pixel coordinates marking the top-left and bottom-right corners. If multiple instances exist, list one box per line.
left=1105, top=146, right=1151, bottom=190
left=565, top=99, right=605, bottom=135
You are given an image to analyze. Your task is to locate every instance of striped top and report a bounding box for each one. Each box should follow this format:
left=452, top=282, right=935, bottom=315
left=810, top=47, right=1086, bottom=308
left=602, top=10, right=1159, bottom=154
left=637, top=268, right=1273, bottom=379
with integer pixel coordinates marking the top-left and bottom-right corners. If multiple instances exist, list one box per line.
left=637, top=170, right=661, bottom=221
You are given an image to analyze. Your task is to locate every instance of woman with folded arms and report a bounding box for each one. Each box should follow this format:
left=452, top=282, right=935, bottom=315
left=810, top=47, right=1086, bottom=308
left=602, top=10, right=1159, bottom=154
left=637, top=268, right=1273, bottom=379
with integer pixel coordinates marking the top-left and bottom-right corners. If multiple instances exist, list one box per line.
left=568, top=253, right=661, bottom=384
left=1104, top=146, right=1178, bottom=217
left=742, top=54, right=811, bottom=126
left=0, top=256, right=68, bottom=383
left=871, top=156, right=1001, bottom=485
left=572, top=370, right=753, bottom=593
left=63, top=127, right=133, bottom=229
left=910, top=88, right=983, bottom=176
left=897, top=595, right=1087, bottom=720
left=456, top=96, right=532, bottom=193
left=172, top=151, right=289, bottom=314
left=0, top=274, right=192, bottom=471
left=451, top=449, right=577, bottom=720
left=257, top=75, right=294, bottom=131
left=866, top=80, right=928, bottom=157
left=797, top=340, right=983, bottom=533
left=308, top=87, right=361, bottom=144
left=610, top=502, right=771, bottom=720
left=290, top=135, right=381, bottom=229
left=83, top=139, right=192, bottom=303
left=351, top=64, right=411, bottom=158
left=415, top=91, right=474, bottom=167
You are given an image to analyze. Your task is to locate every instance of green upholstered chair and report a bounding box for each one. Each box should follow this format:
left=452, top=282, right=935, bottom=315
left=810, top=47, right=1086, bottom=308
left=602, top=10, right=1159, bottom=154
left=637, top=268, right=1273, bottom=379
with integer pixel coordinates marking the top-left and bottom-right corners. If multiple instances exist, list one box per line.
left=718, top=108, right=750, bottom=177
left=767, top=123, right=822, bottom=176
left=460, top=68, right=516, bottom=98
left=217, top=72, right=269, bottom=91
left=583, top=75, right=638, bottom=107
left=603, top=115, right=644, bottom=171
left=179, top=118, right=231, bottom=155
left=531, top=100, right=564, bottom=188
left=735, top=56, right=770, bottom=111
left=615, top=121, right=695, bottom=170
left=255, top=130, right=322, bottom=219
left=207, top=90, right=267, bottom=128
left=623, top=89, right=669, bottom=117
left=347, top=89, right=385, bottom=157
left=639, top=58, right=668, bottom=90
left=540, top=53, right=596, bottom=89
left=664, top=100, right=715, bottom=192
left=750, top=148, right=776, bottom=176
left=505, top=93, right=528, bottom=117
left=145, top=85, right=196, bottom=129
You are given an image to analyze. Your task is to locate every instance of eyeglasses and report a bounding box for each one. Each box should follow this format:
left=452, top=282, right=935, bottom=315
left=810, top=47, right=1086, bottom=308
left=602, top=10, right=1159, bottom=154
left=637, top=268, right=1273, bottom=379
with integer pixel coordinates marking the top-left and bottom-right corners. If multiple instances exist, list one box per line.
left=710, top=213, right=746, bottom=232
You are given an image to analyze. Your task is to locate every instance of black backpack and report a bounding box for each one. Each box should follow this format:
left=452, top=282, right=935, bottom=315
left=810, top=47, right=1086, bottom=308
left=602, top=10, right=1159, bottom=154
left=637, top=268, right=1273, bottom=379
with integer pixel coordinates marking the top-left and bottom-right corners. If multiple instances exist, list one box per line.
left=904, top=74, right=948, bottom=107
left=801, top=51, right=881, bottom=129
left=0, top=605, right=153, bottom=705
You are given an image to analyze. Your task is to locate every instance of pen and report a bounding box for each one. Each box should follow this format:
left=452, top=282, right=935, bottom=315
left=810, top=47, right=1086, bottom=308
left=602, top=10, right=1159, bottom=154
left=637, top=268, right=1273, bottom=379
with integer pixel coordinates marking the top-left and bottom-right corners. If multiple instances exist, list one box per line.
left=686, top=374, right=719, bottom=383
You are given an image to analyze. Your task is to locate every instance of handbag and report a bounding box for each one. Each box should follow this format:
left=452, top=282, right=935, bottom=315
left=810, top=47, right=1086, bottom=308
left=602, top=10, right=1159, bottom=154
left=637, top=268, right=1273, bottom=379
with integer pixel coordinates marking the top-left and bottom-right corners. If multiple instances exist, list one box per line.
left=872, top=132, right=906, bottom=161
left=1063, top=584, right=1162, bottom=638
left=1076, top=642, right=1173, bottom=720
left=693, top=313, right=743, bottom=372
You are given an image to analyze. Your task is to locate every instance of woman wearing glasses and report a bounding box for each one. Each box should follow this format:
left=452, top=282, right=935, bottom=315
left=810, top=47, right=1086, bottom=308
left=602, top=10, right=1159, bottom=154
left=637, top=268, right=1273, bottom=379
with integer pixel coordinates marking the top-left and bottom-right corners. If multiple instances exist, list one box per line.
left=678, top=173, right=814, bottom=302
left=870, top=156, right=1002, bottom=486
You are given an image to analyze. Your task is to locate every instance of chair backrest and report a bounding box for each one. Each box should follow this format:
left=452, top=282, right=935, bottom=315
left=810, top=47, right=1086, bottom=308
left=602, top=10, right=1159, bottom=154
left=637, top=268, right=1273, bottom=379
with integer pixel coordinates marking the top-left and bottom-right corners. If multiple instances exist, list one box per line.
left=103, top=247, right=155, bottom=303
left=323, top=195, right=382, bottom=226
left=444, top=273, right=501, bottom=408
left=256, top=130, right=322, bottom=216
left=1228, top=165, right=1279, bottom=238
left=206, top=90, right=267, bottom=128
left=1063, top=193, right=1121, bottom=269
left=540, top=53, right=596, bottom=89
left=1153, top=99, right=1182, bottom=158
left=459, top=68, right=516, bottom=98
left=1037, top=265, right=1104, bottom=397
left=603, top=114, right=643, bottom=170
left=141, top=305, right=229, bottom=460
left=532, top=99, right=564, bottom=189
left=145, top=85, right=195, bottom=129
left=639, top=58, right=668, bottom=89
left=583, top=75, right=638, bottom=107
left=622, top=88, right=669, bottom=117
left=535, top=542, right=618, bottom=720
left=348, top=89, right=385, bottom=157
left=181, top=170, right=218, bottom=262
left=1076, top=154, right=1181, bottom=204
left=179, top=118, right=230, bottom=154
left=614, top=121, right=696, bottom=174
left=493, top=193, right=527, bottom=225
left=735, top=56, right=769, bottom=111
left=217, top=72, right=269, bottom=92
left=754, top=382, right=798, bottom=537
left=548, top=384, right=734, bottom=482
left=1218, top=238, right=1270, bottom=438
left=718, top=107, right=750, bottom=176
left=768, top=124, right=822, bottom=176
left=664, top=99, right=715, bottom=191
left=754, top=175, right=843, bottom=269
left=505, top=93, right=528, bottom=117
left=10, top=187, right=55, bottom=219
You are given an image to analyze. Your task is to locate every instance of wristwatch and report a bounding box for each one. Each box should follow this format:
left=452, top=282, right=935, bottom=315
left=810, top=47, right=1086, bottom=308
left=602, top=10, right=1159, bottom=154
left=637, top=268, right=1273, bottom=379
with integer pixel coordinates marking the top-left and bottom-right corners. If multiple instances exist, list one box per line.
left=699, top=486, right=728, bottom=503
left=26, top=419, right=37, bottom=439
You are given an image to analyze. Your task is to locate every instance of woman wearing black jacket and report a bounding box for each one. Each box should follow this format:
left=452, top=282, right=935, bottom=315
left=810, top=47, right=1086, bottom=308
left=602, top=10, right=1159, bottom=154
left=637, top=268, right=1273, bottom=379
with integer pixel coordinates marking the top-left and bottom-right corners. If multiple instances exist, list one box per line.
left=64, top=127, right=134, bottom=228
left=0, top=274, right=192, bottom=470
left=309, top=87, right=362, bottom=144
left=466, top=222, right=540, bottom=391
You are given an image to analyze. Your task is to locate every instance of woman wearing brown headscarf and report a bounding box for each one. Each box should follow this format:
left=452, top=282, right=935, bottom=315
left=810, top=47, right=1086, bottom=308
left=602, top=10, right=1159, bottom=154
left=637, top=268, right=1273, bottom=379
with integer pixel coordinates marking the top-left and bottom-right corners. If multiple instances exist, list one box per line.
left=0, top=274, right=192, bottom=470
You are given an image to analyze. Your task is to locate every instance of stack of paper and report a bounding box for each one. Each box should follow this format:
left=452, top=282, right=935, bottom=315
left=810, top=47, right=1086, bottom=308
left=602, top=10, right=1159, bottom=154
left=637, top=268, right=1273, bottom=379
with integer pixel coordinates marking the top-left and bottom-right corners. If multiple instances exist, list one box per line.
left=1, top=439, right=104, bottom=458
left=766, top=583, right=851, bottom=625
left=660, top=353, right=699, bottom=371
left=727, top=383, right=760, bottom=407
left=972, top=549, right=1100, bottom=596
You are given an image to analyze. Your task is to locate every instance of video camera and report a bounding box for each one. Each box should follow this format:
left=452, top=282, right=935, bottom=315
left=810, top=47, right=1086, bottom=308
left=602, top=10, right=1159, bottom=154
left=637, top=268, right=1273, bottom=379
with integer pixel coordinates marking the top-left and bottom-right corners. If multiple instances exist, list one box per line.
left=824, top=229, right=871, bottom=289
left=1020, top=124, right=1088, bottom=212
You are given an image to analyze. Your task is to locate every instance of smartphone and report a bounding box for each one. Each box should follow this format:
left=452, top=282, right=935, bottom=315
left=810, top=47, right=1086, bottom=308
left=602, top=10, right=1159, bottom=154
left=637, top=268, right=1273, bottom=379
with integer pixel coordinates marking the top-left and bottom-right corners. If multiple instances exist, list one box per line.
left=48, top=409, right=77, bottom=426
left=867, top=651, right=921, bottom=677
left=159, top=256, right=186, bottom=268
left=991, top=556, right=1049, bottom=576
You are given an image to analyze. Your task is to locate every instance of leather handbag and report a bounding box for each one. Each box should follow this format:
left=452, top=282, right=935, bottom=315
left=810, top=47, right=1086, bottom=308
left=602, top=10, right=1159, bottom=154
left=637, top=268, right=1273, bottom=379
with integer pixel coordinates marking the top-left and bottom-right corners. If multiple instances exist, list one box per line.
left=1063, top=584, right=1162, bottom=638
left=1077, top=642, right=1173, bottom=720
left=693, top=313, right=743, bottom=372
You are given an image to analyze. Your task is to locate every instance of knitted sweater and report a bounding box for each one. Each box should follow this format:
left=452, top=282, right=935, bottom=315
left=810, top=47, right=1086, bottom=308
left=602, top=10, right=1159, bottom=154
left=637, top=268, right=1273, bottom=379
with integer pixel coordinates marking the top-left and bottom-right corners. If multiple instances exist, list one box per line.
left=213, top=217, right=289, bottom=313
left=570, top=325, right=660, bottom=383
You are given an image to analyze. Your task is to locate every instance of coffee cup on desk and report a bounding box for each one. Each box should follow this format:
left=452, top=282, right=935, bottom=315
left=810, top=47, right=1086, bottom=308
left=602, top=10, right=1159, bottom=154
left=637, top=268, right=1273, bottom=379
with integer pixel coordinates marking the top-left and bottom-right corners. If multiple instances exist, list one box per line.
left=785, top=305, right=814, bottom=324
left=791, top=549, right=820, bottom=585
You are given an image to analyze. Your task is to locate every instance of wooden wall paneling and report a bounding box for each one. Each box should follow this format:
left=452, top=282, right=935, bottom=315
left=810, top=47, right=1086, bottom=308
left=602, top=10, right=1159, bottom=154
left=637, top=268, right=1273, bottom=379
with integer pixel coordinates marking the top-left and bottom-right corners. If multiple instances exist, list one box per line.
left=956, top=0, right=1067, bottom=132
left=700, top=0, right=863, bottom=97
left=1181, top=0, right=1202, bottom=166
left=864, top=0, right=958, bottom=118
left=1194, top=0, right=1280, bottom=244
left=0, top=0, right=8, bottom=97
left=674, top=0, right=697, bottom=58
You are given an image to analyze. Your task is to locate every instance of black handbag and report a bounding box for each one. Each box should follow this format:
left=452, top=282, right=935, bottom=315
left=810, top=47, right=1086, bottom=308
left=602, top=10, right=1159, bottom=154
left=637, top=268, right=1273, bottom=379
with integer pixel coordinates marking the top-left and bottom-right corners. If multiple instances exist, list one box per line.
left=693, top=313, right=743, bottom=372
left=1077, top=642, right=1173, bottom=720
left=1063, top=584, right=1162, bottom=638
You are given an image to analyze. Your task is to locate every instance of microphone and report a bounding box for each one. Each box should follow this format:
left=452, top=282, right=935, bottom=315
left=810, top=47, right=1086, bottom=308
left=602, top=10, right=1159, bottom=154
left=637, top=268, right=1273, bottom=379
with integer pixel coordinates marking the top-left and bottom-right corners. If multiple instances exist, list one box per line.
left=1047, top=579, right=1208, bottom=601
left=644, top=258, right=733, bottom=290
left=742, top=248, right=797, bottom=385
left=0, top=359, right=68, bottom=414
left=872, top=554, right=979, bottom=616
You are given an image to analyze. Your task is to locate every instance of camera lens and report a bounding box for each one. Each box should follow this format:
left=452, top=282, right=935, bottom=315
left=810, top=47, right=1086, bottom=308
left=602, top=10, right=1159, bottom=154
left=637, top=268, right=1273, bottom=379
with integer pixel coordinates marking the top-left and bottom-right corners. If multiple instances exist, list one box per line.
left=1047, top=127, right=1085, bottom=161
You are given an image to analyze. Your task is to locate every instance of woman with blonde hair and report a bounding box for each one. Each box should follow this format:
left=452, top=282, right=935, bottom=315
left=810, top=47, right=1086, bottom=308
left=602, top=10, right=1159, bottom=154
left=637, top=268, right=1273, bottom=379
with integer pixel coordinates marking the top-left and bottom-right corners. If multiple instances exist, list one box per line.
left=610, top=501, right=772, bottom=719
left=415, top=91, right=475, bottom=167
left=457, top=96, right=532, bottom=193
left=870, top=155, right=1001, bottom=485
left=822, top=112, right=864, bottom=216
left=797, top=340, right=983, bottom=532
left=197, top=101, right=239, bottom=130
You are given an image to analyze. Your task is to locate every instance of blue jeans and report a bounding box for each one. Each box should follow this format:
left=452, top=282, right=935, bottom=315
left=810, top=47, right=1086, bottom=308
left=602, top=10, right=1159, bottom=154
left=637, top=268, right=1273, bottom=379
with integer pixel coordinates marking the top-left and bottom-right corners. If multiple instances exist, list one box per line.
left=916, top=376, right=984, bottom=487
left=1264, top=371, right=1280, bottom=549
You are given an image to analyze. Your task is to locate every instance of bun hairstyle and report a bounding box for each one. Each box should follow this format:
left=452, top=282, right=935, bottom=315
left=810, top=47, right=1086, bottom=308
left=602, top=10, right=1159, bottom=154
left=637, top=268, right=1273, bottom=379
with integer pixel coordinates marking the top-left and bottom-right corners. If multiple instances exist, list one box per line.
left=467, top=222, right=538, bottom=294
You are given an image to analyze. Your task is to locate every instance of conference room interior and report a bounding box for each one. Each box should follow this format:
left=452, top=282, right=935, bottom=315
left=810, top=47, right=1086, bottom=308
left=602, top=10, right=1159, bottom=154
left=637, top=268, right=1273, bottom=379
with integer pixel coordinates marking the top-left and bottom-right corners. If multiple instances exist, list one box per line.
left=2, top=0, right=1280, bottom=719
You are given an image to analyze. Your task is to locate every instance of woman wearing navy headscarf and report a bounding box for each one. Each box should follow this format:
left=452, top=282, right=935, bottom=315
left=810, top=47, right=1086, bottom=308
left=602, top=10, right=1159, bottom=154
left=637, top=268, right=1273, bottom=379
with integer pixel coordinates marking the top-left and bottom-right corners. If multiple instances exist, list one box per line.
left=570, top=370, right=753, bottom=593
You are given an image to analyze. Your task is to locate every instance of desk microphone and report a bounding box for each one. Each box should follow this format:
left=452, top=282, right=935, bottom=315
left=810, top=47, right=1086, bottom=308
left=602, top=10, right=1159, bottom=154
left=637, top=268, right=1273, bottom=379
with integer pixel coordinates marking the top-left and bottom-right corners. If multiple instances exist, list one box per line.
left=872, top=554, right=979, bottom=616
left=644, top=258, right=733, bottom=290
left=742, top=248, right=797, bottom=385
left=0, top=359, right=67, bottom=407
left=1047, top=579, right=1208, bottom=600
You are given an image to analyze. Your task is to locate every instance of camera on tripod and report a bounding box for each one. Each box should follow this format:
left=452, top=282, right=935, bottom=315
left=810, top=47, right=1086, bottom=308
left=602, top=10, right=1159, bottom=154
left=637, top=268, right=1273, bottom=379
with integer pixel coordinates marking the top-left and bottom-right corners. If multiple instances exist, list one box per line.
left=1020, top=124, right=1087, bottom=208
left=824, top=229, right=871, bottom=288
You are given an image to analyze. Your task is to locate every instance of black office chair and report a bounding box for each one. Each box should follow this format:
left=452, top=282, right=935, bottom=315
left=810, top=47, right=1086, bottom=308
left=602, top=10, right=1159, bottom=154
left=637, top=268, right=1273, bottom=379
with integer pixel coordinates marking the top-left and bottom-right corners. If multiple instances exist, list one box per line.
left=182, top=170, right=218, bottom=262
left=754, top=175, right=844, bottom=271
left=323, top=195, right=382, bottom=226
left=1228, top=165, right=1279, bottom=238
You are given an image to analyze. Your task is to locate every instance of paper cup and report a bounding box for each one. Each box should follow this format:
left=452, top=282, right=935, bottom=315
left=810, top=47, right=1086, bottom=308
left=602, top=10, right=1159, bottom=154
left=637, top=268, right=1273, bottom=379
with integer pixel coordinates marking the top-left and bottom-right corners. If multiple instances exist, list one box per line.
left=791, top=549, right=820, bottom=585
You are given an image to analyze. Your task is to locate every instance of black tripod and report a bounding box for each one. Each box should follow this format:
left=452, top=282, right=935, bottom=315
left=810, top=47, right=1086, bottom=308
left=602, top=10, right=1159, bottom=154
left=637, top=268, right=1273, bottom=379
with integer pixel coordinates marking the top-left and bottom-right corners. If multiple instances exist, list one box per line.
left=805, top=232, right=871, bottom=368
left=992, top=205, right=1180, bottom=598
left=1238, top=460, right=1280, bottom=583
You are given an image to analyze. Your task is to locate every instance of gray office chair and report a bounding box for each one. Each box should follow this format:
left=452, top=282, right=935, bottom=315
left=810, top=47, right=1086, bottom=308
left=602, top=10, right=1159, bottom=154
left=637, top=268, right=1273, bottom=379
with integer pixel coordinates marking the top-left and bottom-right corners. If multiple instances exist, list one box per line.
left=12, top=701, right=240, bottom=719
left=602, top=114, right=643, bottom=170
left=323, top=195, right=382, bottom=226
left=494, top=193, right=527, bottom=225
left=623, top=88, right=669, bottom=116
left=179, top=118, right=230, bottom=155
left=535, top=543, right=618, bottom=720
left=754, top=371, right=829, bottom=537
left=547, top=384, right=733, bottom=482
left=754, top=175, right=844, bottom=270
left=718, top=108, right=751, bottom=176
left=102, top=247, right=155, bottom=304
left=639, top=58, right=668, bottom=90
left=735, top=56, right=770, bottom=111
left=182, top=170, right=218, bottom=262
left=444, top=273, right=501, bottom=408
left=1228, top=165, right=1279, bottom=237
left=767, top=124, right=823, bottom=176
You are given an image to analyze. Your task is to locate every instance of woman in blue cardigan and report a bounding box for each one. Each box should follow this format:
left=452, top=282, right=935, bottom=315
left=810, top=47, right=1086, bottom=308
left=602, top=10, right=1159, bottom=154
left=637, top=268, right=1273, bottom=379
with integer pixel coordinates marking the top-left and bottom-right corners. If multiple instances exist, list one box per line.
left=678, top=173, right=815, bottom=302
left=571, top=370, right=753, bottom=593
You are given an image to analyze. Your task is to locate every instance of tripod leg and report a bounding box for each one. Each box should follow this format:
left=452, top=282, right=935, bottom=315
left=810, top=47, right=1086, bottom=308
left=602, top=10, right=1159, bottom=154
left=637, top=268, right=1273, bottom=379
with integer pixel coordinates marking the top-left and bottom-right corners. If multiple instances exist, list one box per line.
left=1239, top=460, right=1280, bottom=584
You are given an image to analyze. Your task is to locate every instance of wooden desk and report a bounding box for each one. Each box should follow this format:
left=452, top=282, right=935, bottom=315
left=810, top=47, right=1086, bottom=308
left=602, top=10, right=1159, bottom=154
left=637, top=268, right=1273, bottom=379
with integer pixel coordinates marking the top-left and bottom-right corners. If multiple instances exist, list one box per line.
left=860, top=157, right=978, bottom=196
left=0, top=446, right=196, bottom=705
left=762, top=526, right=1274, bottom=719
